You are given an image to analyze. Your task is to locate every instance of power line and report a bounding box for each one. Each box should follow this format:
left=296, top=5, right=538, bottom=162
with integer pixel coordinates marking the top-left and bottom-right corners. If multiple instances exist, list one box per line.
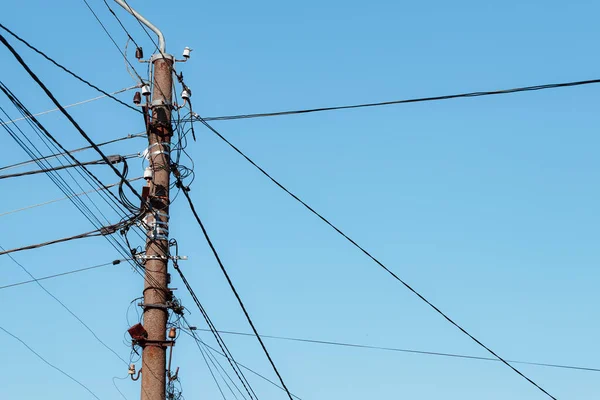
left=196, top=116, right=558, bottom=400
left=198, top=78, right=600, bottom=122
left=0, top=87, right=139, bottom=128
left=175, top=278, right=259, bottom=400
left=0, top=325, right=102, bottom=399
left=0, top=245, right=129, bottom=366
left=0, top=177, right=143, bottom=219
left=0, top=222, right=127, bottom=257
left=179, top=188, right=295, bottom=400
left=181, top=327, right=304, bottom=400
left=0, top=154, right=136, bottom=181
left=0, top=23, right=142, bottom=114
left=193, top=328, right=600, bottom=374
left=0, top=259, right=123, bottom=290
left=0, top=133, right=144, bottom=172
left=0, top=34, right=146, bottom=206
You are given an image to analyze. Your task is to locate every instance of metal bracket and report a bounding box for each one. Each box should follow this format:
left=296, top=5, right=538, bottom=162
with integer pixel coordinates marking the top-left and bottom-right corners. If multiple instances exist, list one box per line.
left=135, top=254, right=188, bottom=261
left=133, top=339, right=174, bottom=349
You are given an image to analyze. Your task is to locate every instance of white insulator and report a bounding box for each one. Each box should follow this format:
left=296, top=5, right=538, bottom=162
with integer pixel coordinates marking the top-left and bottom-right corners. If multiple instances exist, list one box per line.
left=182, top=47, right=192, bottom=59
left=143, top=166, right=153, bottom=180
left=181, top=88, right=191, bottom=100
left=141, top=84, right=151, bottom=96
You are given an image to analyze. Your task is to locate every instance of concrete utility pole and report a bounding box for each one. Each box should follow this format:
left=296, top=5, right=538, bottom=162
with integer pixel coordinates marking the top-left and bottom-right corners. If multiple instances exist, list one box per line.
left=114, top=2, right=173, bottom=400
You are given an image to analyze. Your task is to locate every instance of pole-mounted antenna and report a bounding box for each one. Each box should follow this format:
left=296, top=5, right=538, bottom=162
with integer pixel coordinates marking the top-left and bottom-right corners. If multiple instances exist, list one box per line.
left=113, top=0, right=166, bottom=53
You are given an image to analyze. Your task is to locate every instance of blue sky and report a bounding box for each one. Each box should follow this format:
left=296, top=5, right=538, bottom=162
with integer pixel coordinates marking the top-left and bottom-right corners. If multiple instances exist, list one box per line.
left=0, top=1, right=599, bottom=399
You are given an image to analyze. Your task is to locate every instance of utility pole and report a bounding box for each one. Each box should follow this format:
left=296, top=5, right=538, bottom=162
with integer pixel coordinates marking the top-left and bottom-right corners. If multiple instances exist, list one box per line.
left=114, top=2, right=173, bottom=400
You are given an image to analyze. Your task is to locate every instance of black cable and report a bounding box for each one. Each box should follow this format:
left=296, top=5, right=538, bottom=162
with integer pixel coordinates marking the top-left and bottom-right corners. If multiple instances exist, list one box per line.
left=0, top=246, right=128, bottom=365
left=179, top=189, right=294, bottom=400
left=181, top=328, right=304, bottom=400
left=0, top=154, right=134, bottom=181
left=0, top=325, right=102, bottom=400
left=196, top=117, right=557, bottom=400
left=0, top=222, right=125, bottom=256
left=0, top=23, right=141, bottom=114
left=182, top=323, right=230, bottom=400
left=0, top=101, right=141, bottom=281
left=0, top=81, right=140, bottom=223
left=193, top=328, right=600, bottom=374
left=199, top=78, right=600, bottom=122
left=0, top=35, right=146, bottom=206
left=0, top=259, right=123, bottom=290
left=102, top=0, right=141, bottom=49
left=0, top=84, right=148, bottom=297
left=0, top=133, right=145, bottom=172
left=176, top=282, right=258, bottom=400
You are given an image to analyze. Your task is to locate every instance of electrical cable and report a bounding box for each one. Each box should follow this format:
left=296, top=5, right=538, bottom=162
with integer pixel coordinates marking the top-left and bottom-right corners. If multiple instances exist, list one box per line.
left=196, top=116, right=558, bottom=400
left=0, top=245, right=129, bottom=365
left=198, top=78, right=600, bottom=122
left=0, top=35, right=147, bottom=206
left=0, top=177, right=143, bottom=219
left=0, top=84, right=148, bottom=296
left=181, top=327, right=304, bottom=400
left=0, top=222, right=127, bottom=256
left=0, top=259, right=124, bottom=290
left=191, top=328, right=600, bottom=374
left=0, top=154, right=136, bottom=181
left=0, top=22, right=142, bottom=114
left=0, top=325, right=102, bottom=400
left=0, top=86, right=139, bottom=127
left=0, top=133, right=145, bottom=172
left=178, top=189, right=294, bottom=400
left=112, top=376, right=131, bottom=400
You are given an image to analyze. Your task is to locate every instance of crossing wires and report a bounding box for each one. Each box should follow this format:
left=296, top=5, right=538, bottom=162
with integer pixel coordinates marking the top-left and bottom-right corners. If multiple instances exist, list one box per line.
left=194, top=116, right=558, bottom=400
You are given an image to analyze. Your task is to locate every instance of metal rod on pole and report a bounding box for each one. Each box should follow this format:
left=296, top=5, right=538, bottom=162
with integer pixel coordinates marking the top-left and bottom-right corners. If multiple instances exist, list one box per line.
left=113, top=0, right=166, bottom=52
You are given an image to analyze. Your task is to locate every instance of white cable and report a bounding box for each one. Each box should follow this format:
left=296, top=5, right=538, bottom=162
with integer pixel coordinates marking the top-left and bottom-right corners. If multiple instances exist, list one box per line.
left=0, top=177, right=143, bottom=218
left=0, top=85, right=138, bottom=127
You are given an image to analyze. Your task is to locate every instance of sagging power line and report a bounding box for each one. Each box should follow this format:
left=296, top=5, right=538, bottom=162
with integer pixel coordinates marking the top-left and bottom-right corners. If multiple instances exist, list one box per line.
left=195, top=116, right=558, bottom=400
left=198, top=78, right=600, bottom=122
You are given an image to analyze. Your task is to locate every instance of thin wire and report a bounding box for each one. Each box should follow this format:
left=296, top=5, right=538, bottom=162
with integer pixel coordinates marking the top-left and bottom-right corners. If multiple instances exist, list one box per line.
left=0, top=86, right=139, bottom=127
left=0, top=35, right=146, bottom=205
left=194, top=328, right=600, bottom=373
left=112, top=376, right=131, bottom=400
left=181, top=328, right=303, bottom=400
left=179, top=189, right=294, bottom=400
left=199, top=78, right=600, bottom=122
left=0, top=260, right=124, bottom=290
left=182, top=324, right=229, bottom=400
left=0, top=246, right=129, bottom=366
left=197, top=117, right=558, bottom=400
left=0, top=154, right=135, bottom=181
left=0, top=133, right=145, bottom=172
left=0, top=224, right=124, bottom=257
left=0, top=23, right=142, bottom=114
left=0, top=325, right=102, bottom=400
left=0, top=177, right=143, bottom=219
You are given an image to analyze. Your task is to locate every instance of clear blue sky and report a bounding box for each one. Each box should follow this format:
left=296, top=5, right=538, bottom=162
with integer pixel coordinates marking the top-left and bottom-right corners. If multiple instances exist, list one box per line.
left=1, top=1, right=599, bottom=399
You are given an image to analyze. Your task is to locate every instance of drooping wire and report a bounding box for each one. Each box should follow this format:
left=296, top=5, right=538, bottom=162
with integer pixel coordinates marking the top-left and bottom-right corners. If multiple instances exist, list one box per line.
left=195, top=116, right=558, bottom=400
left=177, top=189, right=294, bottom=400
left=0, top=36, right=146, bottom=207
left=0, top=325, right=102, bottom=400
left=0, top=245, right=128, bottom=365
left=0, top=22, right=142, bottom=114
left=192, top=328, right=600, bottom=374
left=198, top=78, right=600, bottom=122
left=0, top=133, right=145, bottom=172
left=0, top=259, right=124, bottom=291
left=181, top=327, right=303, bottom=400
left=173, top=265, right=259, bottom=400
